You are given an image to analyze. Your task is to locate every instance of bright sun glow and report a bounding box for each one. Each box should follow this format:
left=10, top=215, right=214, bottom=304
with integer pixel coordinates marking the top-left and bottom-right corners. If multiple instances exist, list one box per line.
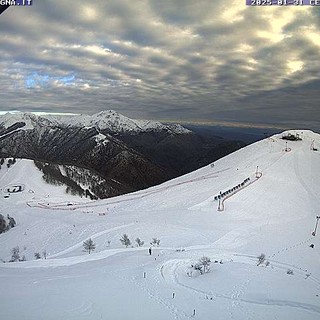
left=287, top=60, right=304, bottom=74
left=81, top=6, right=97, bottom=21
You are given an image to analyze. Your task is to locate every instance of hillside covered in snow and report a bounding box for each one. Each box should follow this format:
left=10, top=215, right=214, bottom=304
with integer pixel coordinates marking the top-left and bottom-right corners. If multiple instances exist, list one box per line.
left=0, top=130, right=319, bottom=320
left=0, top=111, right=244, bottom=199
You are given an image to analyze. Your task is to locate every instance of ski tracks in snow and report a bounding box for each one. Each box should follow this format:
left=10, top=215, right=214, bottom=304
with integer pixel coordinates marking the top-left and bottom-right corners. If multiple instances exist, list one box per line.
left=114, top=263, right=193, bottom=320
left=229, top=277, right=256, bottom=320
left=160, top=258, right=320, bottom=317
left=66, top=300, right=94, bottom=318
left=269, top=236, right=314, bottom=260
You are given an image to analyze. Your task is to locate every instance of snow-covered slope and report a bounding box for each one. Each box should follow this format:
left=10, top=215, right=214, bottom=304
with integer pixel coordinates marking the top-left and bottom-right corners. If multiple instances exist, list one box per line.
left=0, top=159, right=85, bottom=203
left=0, top=112, right=52, bottom=131
left=0, top=130, right=319, bottom=320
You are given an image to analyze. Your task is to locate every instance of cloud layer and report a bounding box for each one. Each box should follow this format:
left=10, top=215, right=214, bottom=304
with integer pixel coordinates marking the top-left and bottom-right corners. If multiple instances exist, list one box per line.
left=0, top=1, right=319, bottom=129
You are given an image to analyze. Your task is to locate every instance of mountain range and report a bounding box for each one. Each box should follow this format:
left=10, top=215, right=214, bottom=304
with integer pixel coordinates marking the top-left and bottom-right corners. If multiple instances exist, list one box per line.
left=0, top=111, right=244, bottom=198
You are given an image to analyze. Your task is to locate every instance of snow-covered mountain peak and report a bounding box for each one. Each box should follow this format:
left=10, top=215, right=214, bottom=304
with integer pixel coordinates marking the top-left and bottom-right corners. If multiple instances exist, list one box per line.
left=0, top=112, right=52, bottom=130
left=95, top=110, right=119, bottom=117
left=84, top=110, right=191, bottom=134
left=0, top=111, right=191, bottom=135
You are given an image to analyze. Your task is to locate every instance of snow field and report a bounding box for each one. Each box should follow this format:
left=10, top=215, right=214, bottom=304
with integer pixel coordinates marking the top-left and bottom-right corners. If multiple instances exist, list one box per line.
left=0, top=130, right=319, bottom=319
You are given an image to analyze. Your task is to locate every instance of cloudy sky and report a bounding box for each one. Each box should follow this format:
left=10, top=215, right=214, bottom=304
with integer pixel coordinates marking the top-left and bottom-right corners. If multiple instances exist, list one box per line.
left=0, top=1, right=319, bottom=129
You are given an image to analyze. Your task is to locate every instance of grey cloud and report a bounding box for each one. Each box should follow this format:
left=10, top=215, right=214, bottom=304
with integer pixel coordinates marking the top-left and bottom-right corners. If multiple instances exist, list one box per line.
left=0, top=1, right=319, bottom=129
left=151, top=0, right=224, bottom=26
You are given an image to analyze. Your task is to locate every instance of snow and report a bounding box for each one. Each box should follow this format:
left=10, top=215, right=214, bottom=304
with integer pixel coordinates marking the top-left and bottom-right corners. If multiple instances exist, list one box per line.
left=0, top=130, right=320, bottom=319
left=0, top=159, right=84, bottom=202
left=0, top=112, right=53, bottom=131
left=94, top=133, right=109, bottom=145
left=0, top=111, right=191, bottom=135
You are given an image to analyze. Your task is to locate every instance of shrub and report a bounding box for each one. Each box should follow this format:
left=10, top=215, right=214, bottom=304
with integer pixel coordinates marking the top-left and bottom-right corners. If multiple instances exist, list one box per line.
left=34, top=252, right=41, bottom=260
left=287, top=269, right=294, bottom=275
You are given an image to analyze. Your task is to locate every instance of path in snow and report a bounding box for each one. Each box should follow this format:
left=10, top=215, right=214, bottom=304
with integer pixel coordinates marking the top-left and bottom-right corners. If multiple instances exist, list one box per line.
left=160, top=258, right=320, bottom=316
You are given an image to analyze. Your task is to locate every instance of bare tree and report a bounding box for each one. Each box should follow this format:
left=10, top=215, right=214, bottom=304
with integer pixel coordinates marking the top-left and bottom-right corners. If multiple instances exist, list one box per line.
left=120, top=234, right=131, bottom=247
left=10, top=246, right=20, bottom=262
left=150, top=238, right=160, bottom=247
left=135, top=238, right=144, bottom=247
left=198, top=256, right=211, bottom=274
left=83, top=238, right=96, bottom=254
left=192, top=256, right=211, bottom=275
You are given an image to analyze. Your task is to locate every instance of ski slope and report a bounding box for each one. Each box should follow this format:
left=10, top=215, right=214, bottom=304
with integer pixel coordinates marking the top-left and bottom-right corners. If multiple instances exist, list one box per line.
left=0, top=130, right=319, bottom=320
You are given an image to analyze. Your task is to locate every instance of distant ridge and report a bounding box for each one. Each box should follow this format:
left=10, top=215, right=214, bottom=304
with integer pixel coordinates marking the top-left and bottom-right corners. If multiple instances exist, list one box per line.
left=0, top=111, right=244, bottom=198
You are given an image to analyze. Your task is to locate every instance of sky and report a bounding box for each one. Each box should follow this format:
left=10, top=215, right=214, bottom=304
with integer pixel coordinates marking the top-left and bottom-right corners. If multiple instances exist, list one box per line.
left=0, top=1, right=319, bottom=129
